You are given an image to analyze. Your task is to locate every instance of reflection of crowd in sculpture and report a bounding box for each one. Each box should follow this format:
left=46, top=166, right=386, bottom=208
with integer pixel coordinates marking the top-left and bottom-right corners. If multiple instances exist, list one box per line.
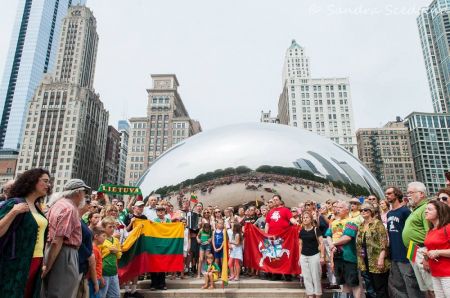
left=166, top=173, right=346, bottom=208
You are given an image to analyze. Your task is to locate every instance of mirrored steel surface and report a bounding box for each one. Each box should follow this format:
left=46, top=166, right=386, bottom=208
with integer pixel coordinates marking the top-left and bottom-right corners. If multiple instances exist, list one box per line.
left=138, top=123, right=383, bottom=208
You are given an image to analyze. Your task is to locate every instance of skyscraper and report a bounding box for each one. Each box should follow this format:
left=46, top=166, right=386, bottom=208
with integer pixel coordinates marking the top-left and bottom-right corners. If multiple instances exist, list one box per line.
left=277, top=40, right=357, bottom=155
left=103, top=126, right=120, bottom=185
left=125, top=74, right=202, bottom=186
left=356, top=118, right=416, bottom=191
left=417, top=0, right=450, bottom=113
left=405, top=112, right=450, bottom=194
left=0, top=0, right=86, bottom=151
left=16, top=5, right=108, bottom=191
left=117, top=120, right=130, bottom=185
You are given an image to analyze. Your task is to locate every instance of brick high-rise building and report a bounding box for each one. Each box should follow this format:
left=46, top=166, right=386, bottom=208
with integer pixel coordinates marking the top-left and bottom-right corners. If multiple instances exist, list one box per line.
left=125, top=74, right=201, bottom=186
left=356, top=118, right=416, bottom=192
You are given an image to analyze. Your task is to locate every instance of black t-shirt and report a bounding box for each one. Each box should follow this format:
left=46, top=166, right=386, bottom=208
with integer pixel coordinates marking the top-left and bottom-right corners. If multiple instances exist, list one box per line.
left=299, top=227, right=319, bottom=256
left=132, top=214, right=148, bottom=220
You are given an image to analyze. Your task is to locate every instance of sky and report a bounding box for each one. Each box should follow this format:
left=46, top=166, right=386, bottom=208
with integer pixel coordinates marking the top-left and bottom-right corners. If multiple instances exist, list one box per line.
left=0, top=0, right=434, bottom=132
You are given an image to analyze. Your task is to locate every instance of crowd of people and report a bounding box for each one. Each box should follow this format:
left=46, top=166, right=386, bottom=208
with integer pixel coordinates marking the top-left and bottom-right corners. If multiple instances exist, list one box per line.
left=1, top=168, right=450, bottom=298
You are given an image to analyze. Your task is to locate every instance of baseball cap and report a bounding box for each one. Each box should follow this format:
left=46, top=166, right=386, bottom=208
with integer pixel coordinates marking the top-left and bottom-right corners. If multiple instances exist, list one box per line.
left=134, top=201, right=145, bottom=207
left=63, top=179, right=91, bottom=194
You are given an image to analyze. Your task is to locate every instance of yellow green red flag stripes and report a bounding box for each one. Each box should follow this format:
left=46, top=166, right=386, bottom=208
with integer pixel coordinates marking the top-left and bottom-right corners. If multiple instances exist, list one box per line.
left=118, top=220, right=184, bottom=282
left=407, top=240, right=418, bottom=263
left=221, top=228, right=229, bottom=287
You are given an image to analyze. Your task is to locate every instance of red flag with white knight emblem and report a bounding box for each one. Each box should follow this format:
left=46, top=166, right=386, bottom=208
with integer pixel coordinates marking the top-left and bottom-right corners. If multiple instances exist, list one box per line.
left=243, top=223, right=301, bottom=274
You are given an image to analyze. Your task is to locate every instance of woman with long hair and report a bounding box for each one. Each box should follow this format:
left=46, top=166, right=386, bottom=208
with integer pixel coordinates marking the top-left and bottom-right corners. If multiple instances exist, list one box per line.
left=0, top=168, right=52, bottom=298
left=211, top=208, right=223, bottom=230
left=378, top=199, right=390, bottom=228
left=356, top=203, right=390, bottom=298
left=424, top=200, right=450, bottom=298
left=299, top=211, right=325, bottom=298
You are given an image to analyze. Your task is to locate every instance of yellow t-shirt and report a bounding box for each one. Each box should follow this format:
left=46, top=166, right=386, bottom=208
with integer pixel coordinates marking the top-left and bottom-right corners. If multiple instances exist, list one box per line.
left=330, top=217, right=351, bottom=242
left=32, top=212, right=48, bottom=258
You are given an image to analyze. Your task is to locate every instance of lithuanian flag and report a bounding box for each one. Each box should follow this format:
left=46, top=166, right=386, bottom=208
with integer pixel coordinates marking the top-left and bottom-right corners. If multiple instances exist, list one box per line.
left=221, top=229, right=229, bottom=287
left=407, top=240, right=418, bottom=263
left=190, top=193, right=198, bottom=203
left=118, top=219, right=184, bottom=282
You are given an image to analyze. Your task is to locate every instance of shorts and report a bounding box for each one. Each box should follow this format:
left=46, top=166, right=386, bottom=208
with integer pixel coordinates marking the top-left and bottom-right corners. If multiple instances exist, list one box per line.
left=214, top=249, right=223, bottom=259
left=200, top=243, right=211, bottom=252
left=334, top=258, right=359, bottom=287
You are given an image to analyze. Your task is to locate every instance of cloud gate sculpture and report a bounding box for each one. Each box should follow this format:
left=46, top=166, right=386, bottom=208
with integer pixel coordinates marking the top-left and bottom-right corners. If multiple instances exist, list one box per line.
left=137, top=123, right=383, bottom=208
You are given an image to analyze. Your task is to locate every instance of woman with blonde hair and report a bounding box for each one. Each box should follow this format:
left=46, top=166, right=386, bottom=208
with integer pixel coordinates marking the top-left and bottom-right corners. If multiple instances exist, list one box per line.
left=378, top=199, right=389, bottom=227
left=299, top=211, right=325, bottom=298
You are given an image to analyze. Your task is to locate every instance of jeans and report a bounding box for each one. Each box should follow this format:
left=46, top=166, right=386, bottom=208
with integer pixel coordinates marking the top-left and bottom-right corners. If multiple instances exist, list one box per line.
left=88, top=280, right=101, bottom=298
left=98, top=275, right=120, bottom=298
left=361, top=270, right=389, bottom=298
left=388, top=261, right=424, bottom=298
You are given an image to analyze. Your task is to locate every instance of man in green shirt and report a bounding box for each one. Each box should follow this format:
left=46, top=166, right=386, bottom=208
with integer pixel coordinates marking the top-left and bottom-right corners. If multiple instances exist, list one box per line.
left=402, top=181, right=433, bottom=297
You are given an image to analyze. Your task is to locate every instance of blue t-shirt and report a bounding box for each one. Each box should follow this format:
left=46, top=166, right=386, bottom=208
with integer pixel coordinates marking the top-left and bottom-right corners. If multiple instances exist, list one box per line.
left=387, top=206, right=411, bottom=262
left=78, top=220, right=93, bottom=274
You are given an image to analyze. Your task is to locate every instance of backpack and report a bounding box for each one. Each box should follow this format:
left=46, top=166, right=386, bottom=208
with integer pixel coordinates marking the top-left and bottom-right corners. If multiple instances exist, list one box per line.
left=0, top=197, right=26, bottom=261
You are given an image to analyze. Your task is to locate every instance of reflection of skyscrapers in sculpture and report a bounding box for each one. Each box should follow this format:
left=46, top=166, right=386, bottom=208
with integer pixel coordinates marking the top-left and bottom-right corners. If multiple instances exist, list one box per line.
left=0, top=0, right=86, bottom=150
left=293, top=158, right=321, bottom=176
left=306, top=151, right=349, bottom=183
left=277, top=40, right=358, bottom=156
left=331, top=158, right=370, bottom=189
left=125, top=74, right=202, bottom=186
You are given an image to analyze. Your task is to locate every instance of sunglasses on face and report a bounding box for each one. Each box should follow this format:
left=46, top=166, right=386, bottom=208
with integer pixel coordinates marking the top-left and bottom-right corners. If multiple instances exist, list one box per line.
left=361, top=209, right=372, bottom=212
left=439, top=196, right=449, bottom=201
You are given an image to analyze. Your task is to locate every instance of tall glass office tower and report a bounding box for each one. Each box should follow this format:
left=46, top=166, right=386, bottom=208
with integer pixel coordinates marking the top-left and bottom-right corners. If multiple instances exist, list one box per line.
left=0, top=0, right=86, bottom=150
left=417, top=0, right=450, bottom=113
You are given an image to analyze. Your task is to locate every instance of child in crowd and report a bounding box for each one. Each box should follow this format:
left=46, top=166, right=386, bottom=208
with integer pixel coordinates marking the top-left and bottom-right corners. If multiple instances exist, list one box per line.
left=181, top=217, right=190, bottom=279
left=202, top=254, right=219, bottom=289
left=90, top=226, right=106, bottom=298
left=197, top=223, right=212, bottom=278
left=229, top=223, right=243, bottom=281
left=212, top=220, right=225, bottom=271
left=98, top=217, right=122, bottom=298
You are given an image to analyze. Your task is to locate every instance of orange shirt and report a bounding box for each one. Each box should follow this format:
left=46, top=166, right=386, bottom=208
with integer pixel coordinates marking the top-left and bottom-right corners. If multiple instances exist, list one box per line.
left=93, top=245, right=103, bottom=280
